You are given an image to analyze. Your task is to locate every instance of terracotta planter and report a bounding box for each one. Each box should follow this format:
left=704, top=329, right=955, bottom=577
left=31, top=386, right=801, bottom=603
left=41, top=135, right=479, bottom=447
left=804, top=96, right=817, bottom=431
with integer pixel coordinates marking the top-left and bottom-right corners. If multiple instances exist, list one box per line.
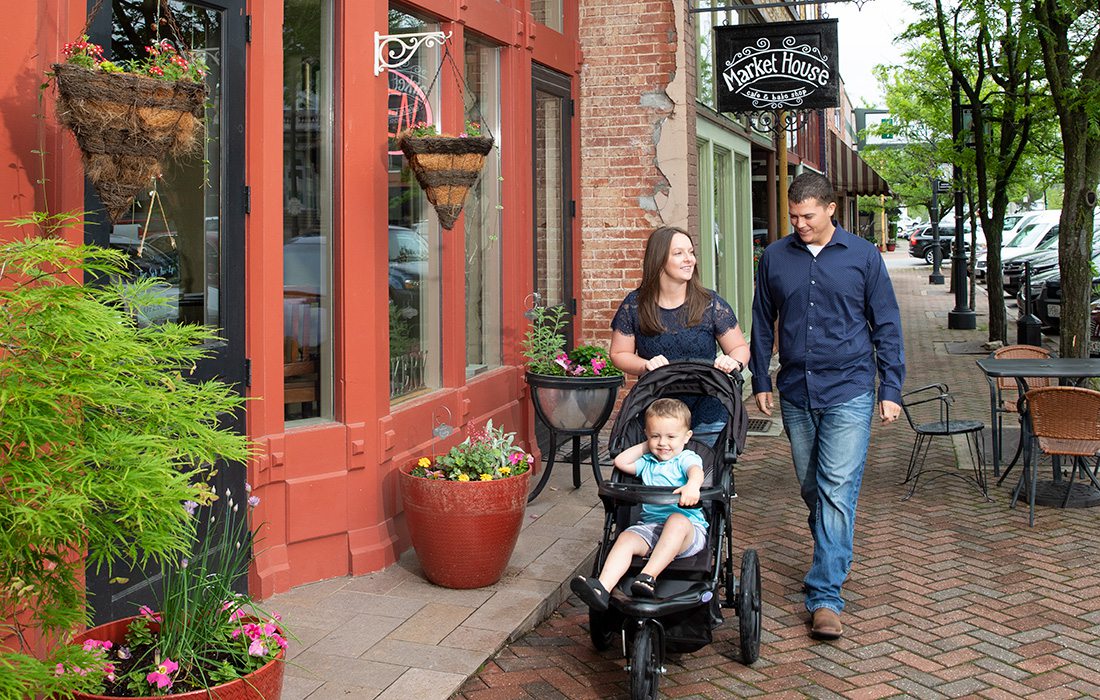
left=71, top=615, right=285, bottom=700
left=524, top=372, right=624, bottom=432
left=400, top=465, right=530, bottom=589
left=886, top=242, right=897, bottom=251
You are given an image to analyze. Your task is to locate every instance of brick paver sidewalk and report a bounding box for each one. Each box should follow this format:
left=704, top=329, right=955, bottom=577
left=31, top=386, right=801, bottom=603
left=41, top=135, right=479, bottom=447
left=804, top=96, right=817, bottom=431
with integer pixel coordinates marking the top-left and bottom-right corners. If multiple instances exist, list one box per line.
left=456, top=255, right=1100, bottom=699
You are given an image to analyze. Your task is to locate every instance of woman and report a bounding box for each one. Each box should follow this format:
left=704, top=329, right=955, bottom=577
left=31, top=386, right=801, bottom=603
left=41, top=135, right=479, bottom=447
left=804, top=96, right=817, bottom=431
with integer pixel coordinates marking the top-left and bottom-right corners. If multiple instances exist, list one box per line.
left=610, top=226, right=750, bottom=441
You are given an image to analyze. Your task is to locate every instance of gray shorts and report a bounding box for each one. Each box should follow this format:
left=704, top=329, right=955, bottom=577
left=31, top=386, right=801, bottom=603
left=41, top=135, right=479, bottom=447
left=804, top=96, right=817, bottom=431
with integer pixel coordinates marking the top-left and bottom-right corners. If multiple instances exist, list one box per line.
left=624, top=520, right=708, bottom=559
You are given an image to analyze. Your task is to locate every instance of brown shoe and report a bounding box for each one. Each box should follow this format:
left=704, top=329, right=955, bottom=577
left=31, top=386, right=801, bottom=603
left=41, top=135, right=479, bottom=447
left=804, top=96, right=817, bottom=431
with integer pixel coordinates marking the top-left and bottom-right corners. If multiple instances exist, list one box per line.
left=810, top=608, right=843, bottom=640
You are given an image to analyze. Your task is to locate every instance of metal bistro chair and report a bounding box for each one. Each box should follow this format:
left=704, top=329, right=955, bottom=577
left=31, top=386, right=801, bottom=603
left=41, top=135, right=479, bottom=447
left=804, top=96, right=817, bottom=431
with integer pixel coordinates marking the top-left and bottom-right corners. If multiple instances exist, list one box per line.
left=1013, top=386, right=1100, bottom=526
left=900, top=383, right=988, bottom=501
left=987, top=345, right=1053, bottom=483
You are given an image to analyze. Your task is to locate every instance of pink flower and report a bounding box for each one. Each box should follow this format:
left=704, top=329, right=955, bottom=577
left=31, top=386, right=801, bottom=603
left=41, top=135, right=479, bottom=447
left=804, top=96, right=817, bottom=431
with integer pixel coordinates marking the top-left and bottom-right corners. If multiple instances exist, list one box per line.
left=138, top=605, right=162, bottom=622
left=508, top=451, right=522, bottom=465
left=146, top=658, right=178, bottom=689
left=54, top=663, right=65, bottom=676
left=554, top=353, right=570, bottom=370
left=248, top=495, right=261, bottom=507
left=248, top=638, right=268, bottom=656
left=591, top=357, right=606, bottom=374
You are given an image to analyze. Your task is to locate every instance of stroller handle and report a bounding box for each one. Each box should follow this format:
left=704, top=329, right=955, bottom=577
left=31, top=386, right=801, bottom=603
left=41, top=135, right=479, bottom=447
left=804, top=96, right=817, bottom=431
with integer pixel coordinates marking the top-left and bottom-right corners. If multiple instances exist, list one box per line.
left=597, top=482, right=726, bottom=508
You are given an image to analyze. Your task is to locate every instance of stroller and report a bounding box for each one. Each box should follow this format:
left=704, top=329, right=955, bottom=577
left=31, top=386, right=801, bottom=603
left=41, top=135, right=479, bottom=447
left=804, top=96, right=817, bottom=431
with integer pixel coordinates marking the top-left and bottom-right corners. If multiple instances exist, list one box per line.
left=585, top=361, right=761, bottom=700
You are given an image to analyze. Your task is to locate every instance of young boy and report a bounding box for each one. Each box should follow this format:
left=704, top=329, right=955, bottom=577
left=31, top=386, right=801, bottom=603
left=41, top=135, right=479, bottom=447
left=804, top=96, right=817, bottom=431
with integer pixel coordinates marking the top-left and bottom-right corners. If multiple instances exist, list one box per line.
left=570, top=398, right=708, bottom=610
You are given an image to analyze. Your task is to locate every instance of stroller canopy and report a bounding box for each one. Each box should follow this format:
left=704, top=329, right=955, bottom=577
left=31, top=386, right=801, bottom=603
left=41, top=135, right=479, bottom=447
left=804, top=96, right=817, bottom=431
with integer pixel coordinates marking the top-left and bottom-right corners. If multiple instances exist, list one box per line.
left=609, top=361, right=748, bottom=459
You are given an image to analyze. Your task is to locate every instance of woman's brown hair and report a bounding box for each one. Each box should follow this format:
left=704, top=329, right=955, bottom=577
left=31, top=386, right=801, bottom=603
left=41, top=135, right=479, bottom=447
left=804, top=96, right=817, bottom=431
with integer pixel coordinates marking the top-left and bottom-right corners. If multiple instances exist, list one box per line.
left=637, top=226, right=710, bottom=335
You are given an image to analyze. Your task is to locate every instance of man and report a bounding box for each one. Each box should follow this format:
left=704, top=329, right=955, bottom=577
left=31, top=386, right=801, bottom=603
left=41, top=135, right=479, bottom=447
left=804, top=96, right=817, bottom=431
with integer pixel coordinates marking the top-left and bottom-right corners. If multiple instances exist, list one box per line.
left=749, top=172, right=905, bottom=640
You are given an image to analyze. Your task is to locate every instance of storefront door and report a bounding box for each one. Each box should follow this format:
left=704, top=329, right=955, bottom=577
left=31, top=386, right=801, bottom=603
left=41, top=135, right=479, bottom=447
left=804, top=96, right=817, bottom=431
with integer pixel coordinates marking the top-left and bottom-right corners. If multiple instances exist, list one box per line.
left=83, top=0, right=247, bottom=624
left=532, top=64, right=574, bottom=343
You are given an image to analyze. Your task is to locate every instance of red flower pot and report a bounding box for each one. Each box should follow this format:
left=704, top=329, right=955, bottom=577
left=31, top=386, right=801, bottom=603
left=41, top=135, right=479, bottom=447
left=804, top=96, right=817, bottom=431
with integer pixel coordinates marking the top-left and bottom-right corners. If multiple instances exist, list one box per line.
left=71, top=616, right=285, bottom=700
left=400, top=465, right=530, bottom=589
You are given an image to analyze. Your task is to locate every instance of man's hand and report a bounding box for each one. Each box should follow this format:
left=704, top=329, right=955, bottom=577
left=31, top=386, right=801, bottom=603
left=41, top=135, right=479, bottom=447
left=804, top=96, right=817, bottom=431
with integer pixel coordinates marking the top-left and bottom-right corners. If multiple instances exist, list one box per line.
left=674, top=483, right=700, bottom=507
left=880, top=400, right=901, bottom=424
left=644, top=355, right=670, bottom=372
left=754, top=392, right=773, bottom=416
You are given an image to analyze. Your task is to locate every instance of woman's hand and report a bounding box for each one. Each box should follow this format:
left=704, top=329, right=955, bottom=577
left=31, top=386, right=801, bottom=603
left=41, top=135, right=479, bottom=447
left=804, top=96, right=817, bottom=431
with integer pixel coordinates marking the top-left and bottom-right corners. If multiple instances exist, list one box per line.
left=644, top=355, right=670, bottom=372
left=713, top=355, right=743, bottom=374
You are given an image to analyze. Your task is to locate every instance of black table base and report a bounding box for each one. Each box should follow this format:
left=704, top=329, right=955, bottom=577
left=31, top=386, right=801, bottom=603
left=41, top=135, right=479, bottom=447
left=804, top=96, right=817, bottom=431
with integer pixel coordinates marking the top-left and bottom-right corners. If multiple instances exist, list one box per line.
left=1031, top=480, right=1100, bottom=508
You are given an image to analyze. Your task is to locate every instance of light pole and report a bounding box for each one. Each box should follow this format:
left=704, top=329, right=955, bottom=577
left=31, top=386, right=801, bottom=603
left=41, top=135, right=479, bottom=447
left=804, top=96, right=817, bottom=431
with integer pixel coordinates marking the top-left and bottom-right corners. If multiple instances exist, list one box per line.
left=947, top=75, right=976, bottom=329
left=929, top=178, right=945, bottom=285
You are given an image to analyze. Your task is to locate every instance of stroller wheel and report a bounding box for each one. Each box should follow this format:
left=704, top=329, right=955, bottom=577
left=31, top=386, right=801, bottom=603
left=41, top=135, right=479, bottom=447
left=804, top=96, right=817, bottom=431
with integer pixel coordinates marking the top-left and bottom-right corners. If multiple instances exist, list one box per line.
left=588, top=607, right=618, bottom=652
left=629, top=621, right=662, bottom=700
left=737, top=549, right=761, bottom=665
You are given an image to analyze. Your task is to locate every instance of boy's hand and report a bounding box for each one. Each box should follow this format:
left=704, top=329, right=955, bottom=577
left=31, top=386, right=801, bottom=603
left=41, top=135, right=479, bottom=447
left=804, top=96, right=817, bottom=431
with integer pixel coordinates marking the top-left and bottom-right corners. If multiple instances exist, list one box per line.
left=674, top=484, right=700, bottom=507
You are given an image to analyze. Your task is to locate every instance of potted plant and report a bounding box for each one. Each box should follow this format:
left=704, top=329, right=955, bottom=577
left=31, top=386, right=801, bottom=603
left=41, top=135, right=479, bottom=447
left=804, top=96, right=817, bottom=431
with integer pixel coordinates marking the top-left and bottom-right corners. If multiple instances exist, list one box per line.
left=0, top=214, right=254, bottom=698
left=50, top=34, right=207, bottom=221
left=62, top=496, right=288, bottom=699
left=399, top=421, right=533, bottom=589
left=522, top=304, right=624, bottom=432
left=398, top=120, right=494, bottom=230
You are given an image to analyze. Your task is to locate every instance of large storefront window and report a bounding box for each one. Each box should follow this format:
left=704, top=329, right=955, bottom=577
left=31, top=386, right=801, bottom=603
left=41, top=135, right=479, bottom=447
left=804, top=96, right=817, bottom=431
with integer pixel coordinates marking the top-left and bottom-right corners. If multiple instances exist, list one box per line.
left=283, top=0, right=334, bottom=422
left=464, top=37, right=502, bottom=377
left=387, top=8, right=440, bottom=401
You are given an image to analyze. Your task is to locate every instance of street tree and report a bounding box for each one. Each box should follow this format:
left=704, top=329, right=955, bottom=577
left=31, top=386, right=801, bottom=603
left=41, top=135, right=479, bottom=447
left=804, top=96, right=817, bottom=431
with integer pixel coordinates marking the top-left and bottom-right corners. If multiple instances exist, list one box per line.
left=1029, top=0, right=1100, bottom=357
left=923, top=0, right=1045, bottom=344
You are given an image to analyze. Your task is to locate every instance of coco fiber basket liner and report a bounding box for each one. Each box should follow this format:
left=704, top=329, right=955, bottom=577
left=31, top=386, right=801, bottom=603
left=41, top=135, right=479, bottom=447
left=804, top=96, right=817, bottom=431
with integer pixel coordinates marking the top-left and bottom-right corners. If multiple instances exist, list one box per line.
left=399, top=135, right=494, bottom=230
left=52, top=63, right=206, bottom=222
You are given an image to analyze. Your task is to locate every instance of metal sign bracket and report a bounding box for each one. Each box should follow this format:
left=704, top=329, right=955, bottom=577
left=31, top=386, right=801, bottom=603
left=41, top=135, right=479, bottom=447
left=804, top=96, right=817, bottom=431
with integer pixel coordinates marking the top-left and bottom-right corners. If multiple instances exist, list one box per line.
left=374, top=30, right=452, bottom=76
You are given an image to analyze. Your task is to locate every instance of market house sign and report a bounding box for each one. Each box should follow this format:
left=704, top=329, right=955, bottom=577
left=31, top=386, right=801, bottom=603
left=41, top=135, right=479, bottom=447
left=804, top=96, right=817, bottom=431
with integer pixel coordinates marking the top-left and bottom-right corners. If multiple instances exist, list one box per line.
left=715, top=19, right=839, bottom=113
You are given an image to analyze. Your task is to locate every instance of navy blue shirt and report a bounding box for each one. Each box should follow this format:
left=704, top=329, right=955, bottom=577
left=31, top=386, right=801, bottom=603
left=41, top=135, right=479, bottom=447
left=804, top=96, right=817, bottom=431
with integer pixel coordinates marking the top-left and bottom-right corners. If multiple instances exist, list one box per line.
left=612, top=289, right=739, bottom=427
left=749, top=225, right=905, bottom=409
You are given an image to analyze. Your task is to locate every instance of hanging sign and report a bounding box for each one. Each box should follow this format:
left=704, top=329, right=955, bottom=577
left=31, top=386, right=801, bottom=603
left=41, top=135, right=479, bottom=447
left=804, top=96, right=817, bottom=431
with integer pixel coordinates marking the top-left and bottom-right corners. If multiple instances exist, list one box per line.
left=715, top=19, right=839, bottom=113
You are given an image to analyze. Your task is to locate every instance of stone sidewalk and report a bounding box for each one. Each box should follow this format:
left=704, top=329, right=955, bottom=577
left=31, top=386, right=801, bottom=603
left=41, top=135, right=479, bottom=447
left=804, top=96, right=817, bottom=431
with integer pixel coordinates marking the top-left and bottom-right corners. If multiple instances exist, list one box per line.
left=455, top=252, right=1100, bottom=699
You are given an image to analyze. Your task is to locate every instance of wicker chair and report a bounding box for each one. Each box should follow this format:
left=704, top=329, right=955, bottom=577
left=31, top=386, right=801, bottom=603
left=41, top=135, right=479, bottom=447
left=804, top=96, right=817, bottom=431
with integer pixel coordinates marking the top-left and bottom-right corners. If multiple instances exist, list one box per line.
left=899, top=383, right=988, bottom=500
left=987, top=345, right=1053, bottom=483
left=1012, top=386, right=1100, bottom=526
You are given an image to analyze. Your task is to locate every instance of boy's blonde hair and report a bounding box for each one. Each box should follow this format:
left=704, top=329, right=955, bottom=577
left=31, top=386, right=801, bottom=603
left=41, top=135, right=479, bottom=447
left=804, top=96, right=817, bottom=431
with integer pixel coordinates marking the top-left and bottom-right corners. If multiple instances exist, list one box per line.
left=644, top=398, right=692, bottom=430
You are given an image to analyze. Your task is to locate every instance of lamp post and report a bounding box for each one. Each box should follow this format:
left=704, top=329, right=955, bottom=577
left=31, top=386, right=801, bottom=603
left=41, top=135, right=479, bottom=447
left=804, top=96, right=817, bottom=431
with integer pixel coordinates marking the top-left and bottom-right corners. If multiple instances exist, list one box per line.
left=947, top=75, right=976, bottom=329
left=929, top=178, right=946, bottom=285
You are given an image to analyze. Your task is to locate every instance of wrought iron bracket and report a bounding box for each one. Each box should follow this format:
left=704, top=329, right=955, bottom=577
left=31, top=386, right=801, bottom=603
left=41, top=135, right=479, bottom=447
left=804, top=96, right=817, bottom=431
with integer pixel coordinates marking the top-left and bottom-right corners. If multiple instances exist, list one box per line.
left=736, top=109, right=813, bottom=135
left=374, top=30, right=452, bottom=76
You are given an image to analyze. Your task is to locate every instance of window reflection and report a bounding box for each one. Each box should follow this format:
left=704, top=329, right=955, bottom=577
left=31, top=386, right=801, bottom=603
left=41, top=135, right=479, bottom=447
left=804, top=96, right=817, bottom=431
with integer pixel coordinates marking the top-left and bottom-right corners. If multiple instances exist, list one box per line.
left=387, top=8, right=440, bottom=402
left=283, top=0, right=334, bottom=422
left=530, top=0, right=563, bottom=32
left=464, top=37, right=502, bottom=377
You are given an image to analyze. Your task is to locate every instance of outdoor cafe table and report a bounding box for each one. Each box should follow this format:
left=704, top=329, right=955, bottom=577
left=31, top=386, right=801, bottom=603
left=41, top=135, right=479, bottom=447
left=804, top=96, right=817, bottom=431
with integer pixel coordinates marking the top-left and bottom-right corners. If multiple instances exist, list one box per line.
left=975, top=356, right=1100, bottom=508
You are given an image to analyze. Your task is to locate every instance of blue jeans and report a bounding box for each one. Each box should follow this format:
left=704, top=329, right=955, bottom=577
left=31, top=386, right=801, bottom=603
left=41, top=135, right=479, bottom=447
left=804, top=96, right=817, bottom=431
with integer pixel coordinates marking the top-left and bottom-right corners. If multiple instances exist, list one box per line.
left=780, top=391, right=874, bottom=614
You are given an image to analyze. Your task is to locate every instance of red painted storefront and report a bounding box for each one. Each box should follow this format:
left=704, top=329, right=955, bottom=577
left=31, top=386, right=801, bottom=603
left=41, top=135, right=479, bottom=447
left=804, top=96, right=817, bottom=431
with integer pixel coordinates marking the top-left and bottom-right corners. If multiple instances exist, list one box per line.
left=0, top=0, right=583, bottom=601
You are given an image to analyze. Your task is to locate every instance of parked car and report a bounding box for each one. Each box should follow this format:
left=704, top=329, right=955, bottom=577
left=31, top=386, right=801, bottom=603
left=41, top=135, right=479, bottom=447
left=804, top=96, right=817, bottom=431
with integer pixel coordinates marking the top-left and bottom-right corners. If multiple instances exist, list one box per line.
left=1024, top=259, right=1100, bottom=333
left=908, top=223, right=971, bottom=264
left=1000, top=240, right=1060, bottom=296
left=1090, top=300, right=1100, bottom=357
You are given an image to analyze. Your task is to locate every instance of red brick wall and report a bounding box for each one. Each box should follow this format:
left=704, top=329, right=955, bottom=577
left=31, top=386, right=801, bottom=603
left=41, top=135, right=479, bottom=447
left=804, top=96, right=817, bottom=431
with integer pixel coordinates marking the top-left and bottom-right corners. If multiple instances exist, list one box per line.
left=577, top=0, right=694, bottom=348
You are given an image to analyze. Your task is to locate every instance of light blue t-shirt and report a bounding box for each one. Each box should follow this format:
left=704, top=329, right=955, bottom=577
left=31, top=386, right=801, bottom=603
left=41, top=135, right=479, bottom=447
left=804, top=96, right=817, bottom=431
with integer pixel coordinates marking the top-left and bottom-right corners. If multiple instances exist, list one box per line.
left=633, top=450, right=708, bottom=530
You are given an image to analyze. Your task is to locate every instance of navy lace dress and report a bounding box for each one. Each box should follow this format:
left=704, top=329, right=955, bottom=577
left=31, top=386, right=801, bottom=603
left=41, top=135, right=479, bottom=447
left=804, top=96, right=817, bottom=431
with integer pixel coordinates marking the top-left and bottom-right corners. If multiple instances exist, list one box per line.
left=611, top=289, right=740, bottom=431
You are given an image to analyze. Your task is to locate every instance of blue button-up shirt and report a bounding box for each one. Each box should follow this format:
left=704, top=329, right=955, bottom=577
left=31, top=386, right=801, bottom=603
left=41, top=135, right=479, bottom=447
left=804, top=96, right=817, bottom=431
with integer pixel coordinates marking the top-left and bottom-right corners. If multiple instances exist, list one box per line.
left=749, top=225, right=905, bottom=409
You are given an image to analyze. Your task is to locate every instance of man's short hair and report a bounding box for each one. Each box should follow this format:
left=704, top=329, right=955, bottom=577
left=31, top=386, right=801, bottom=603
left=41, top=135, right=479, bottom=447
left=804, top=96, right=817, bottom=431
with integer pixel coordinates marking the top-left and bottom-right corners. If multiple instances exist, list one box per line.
left=789, top=172, right=837, bottom=207
left=645, top=398, right=692, bottom=430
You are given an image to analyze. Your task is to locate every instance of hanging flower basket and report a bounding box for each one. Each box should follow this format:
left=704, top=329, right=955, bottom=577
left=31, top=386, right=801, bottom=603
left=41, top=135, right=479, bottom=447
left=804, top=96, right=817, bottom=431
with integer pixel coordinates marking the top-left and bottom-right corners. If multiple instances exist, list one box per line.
left=399, top=135, right=494, bottom=230
left=51, top=62, right=206, bottom=222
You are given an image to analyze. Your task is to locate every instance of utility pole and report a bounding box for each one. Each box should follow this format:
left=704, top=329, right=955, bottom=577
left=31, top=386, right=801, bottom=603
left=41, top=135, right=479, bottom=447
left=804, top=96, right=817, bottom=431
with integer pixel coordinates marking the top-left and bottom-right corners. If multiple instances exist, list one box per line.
left=947, top=75, right=976, bottom=329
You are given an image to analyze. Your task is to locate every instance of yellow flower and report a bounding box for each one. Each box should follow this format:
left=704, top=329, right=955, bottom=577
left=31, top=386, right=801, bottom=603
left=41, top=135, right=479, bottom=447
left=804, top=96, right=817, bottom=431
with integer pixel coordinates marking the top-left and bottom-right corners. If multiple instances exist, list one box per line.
left=480, top=473, right=493, bottom=481
left=417, top=457, right=431, bottom=468
left=499, top=466, right=511, bottom=475
left=456, top=473, right=470, bottom=482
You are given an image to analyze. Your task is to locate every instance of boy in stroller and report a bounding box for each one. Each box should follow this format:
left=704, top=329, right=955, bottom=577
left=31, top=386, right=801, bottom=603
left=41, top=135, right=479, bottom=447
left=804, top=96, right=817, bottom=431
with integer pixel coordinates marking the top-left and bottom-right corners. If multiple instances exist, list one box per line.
left=570, top=398, right=707, bottom=609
